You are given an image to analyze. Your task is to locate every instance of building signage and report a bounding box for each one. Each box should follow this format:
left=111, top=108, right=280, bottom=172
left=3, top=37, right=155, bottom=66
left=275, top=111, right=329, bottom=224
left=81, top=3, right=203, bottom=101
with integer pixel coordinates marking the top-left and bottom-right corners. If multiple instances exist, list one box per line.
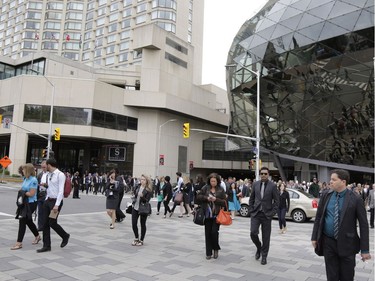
left=108, top=147, right=126, bottom=161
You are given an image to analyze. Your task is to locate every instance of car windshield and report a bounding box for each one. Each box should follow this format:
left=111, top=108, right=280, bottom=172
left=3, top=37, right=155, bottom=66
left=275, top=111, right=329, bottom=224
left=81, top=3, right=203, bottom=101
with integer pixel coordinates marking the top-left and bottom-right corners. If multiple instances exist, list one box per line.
left=287, top=188, right=315, bottom=198
left=298, top=189, right=314, bottom=198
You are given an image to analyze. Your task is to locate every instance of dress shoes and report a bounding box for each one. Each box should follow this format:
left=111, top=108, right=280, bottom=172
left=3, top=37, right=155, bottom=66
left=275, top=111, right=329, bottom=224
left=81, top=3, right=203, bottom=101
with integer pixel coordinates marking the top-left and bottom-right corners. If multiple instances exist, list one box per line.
left=60, top=234, right=70, bottom=248
left=213, top=250, right=219, bottom=259
left=206, top=256, right=212, bottom=260
left=37, top=246, right=51, bottom=253
left=255, top=248, right=261, bottom=260
left=261, top=257, right=267, bottom=265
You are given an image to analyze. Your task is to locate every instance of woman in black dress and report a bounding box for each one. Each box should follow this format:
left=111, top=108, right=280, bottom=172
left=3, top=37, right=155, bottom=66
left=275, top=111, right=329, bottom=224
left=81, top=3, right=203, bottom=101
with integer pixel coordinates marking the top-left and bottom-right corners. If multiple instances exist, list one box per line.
left=105, top=169, right=123, bottom=229
left=162, top=176, right=173, bottom=218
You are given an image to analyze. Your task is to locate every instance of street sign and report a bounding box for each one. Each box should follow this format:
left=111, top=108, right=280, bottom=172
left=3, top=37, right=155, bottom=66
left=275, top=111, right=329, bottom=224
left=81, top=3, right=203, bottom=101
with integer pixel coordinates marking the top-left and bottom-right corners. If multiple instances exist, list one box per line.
left=108, top=147, right=126, bottom=161
left=159, top=155, right=164, bottom=165
left=0, top=156, right=12, bottom=168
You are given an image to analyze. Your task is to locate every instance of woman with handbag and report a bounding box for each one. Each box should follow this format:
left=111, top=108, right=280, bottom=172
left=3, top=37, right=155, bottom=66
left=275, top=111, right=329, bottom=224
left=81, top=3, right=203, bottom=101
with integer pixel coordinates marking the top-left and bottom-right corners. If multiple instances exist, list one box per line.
left=131, top=174, right=152, bottom=246
left=196, top=173, right=226, bottom=260
left=105, top=169, right=122, bottom=229
left=11, top=163, right=41, bottom=250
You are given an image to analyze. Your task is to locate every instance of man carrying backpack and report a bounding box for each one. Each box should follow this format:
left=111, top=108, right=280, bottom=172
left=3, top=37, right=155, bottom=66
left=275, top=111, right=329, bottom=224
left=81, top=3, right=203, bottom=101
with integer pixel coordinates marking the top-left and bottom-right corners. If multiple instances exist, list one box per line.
left=37, top=158, right=70, bottom=253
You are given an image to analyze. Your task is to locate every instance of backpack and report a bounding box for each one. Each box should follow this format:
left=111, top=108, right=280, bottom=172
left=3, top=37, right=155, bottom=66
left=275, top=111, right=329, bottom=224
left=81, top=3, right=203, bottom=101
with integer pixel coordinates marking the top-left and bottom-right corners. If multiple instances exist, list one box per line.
left=64, top=175, right=72, bottom=198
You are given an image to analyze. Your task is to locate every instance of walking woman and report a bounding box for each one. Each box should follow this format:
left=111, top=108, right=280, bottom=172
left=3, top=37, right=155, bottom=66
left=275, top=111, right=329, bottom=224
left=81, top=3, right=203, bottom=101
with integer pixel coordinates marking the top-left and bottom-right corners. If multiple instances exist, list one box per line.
left=156, top=176, right=165, bottom=215
left=196, top=173, right=226, bottom=260
left=131, top=174, right=153, bottom=246
left=105, top=169, right=123, bottom=229
left=277, top=182, right=290, bottom=234
left=11, top=163, right=41, bottom=250
left=227, top=182, right=241, bottom=219
left=162, top=176, right=173, bottom=218
left=181, top=176, right=193, bottom=217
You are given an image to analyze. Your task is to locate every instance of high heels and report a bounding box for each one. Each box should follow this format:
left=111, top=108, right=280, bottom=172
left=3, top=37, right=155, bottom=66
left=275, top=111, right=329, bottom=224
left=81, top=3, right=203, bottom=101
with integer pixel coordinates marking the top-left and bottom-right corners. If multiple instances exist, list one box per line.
left=32, top=235, right=41, bottom=245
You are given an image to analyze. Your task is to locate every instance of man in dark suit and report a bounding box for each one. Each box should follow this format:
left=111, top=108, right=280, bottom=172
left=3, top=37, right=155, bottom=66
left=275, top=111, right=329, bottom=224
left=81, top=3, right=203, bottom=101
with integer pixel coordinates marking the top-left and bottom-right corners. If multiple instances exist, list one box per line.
left=249, top=167, right=279, bottom=265
left=311, top=169, right=371, bottom=281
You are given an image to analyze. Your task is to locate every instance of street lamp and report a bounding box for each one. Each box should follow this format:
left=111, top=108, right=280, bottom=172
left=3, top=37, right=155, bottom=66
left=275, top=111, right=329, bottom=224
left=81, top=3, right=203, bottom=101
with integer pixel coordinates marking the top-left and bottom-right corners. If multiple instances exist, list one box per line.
left=156, top=119, right=177, bottom=177
left=29, top=69, right=55, bottom=159
left=226, top=63, right=261, bottom=181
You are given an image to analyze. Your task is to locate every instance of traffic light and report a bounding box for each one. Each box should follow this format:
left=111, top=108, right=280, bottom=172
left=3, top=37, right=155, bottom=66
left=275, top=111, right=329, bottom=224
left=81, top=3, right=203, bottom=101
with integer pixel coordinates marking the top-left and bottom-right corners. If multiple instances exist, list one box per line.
left=183, top=123, right=190, bottom=138
left=42, top=149, right=47, bottom=158
left=54, top=128, right=60, bottom=141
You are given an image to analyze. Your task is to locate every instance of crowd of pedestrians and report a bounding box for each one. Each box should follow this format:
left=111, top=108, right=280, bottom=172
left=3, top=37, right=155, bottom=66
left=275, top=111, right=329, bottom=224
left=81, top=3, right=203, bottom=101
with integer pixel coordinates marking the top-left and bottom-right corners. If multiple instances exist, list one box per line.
left=9, top=160, right=373, bottom=280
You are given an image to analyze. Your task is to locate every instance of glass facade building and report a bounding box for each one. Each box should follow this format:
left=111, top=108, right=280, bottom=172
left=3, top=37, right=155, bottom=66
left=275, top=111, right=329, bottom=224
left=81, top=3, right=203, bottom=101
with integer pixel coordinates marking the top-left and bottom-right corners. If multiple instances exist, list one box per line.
left=226, top=0, right=374, bottom=171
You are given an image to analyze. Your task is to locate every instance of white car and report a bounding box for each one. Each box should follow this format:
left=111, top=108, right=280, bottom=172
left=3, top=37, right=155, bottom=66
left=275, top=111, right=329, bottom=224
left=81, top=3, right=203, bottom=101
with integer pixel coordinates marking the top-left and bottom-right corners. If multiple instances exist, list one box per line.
left=239, top=188, right=318, bottom=223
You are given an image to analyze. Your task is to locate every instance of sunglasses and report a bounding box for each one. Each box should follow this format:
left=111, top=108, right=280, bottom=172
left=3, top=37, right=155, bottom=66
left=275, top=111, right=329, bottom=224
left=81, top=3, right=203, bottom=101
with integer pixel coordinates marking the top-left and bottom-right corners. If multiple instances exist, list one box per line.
left=260, top=173, right=268, bottom=175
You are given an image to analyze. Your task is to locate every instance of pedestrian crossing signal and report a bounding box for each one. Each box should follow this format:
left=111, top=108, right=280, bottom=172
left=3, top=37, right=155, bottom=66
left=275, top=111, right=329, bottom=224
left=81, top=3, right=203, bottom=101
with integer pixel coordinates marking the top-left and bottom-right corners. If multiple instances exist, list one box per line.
left=42, top=149, right=47, bottom=158
left=183, top=123, right=190, bottom=138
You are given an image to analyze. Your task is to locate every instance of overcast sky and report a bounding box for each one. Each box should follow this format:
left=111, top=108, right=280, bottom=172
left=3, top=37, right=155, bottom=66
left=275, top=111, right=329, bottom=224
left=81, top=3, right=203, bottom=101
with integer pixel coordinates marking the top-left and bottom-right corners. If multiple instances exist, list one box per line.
left=202, top=0, right=269, bottom=89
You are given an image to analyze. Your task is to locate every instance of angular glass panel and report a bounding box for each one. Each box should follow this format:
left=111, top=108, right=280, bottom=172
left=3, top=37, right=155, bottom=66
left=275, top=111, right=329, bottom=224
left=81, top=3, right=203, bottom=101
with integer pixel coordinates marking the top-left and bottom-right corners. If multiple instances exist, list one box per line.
left=328, top=1, right=361, bottom=18
left=279, top=13, right=303, bottom=30
left=291, top=0, right=312, bottom=12
left=256, top=18, right=276, bottom=32
left=364, top=0, right=373, bottom=8
left=270, top=23, right=294, bottom=40
left=298, top=13, right=323, bottom=29
left=307, top=2, right=335, bottom=19
left=292, top=32, right=315, bottom=48
left=249, top=34, right=268, bottom=48
left=328, top=10, right=361, bottom=32
left=256, top=25, right=277, bottom=40
left=354, top=9, right=374, bottom=30
left=267, top=7, right=286, bottom=23
left=297, top=22, right=324, bottom=41
left=340, top=0, right=367, bottom=8
left=279, top=0, right=293, bottom=5
left=248, top=43, right=268, bottom=60
left=319, top=21, right=351, bottom=41
left=268, top=2, right=288, bottom=15
left=239, top=36, right=254, bottom=50
left=307, top=0, right=333, bottom=10
left=280, top=6, right=301, bottom=21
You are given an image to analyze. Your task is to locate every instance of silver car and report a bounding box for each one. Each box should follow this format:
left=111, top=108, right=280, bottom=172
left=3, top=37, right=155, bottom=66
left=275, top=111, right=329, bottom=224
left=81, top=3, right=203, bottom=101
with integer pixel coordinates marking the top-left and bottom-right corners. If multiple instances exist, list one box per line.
left=239, top=188, right=318, bottom=223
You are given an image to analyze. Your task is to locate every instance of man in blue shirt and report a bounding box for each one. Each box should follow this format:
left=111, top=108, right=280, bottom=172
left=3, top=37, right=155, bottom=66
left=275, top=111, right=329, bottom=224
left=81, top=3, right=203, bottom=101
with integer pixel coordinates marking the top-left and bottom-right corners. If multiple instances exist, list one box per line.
left=311, top=169, right=371, bottom=281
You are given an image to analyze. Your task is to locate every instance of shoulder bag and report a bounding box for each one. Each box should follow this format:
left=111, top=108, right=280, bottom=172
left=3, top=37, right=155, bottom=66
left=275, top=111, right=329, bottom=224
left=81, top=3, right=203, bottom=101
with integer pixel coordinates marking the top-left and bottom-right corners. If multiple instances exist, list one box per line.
left=193, top=207, right=205, bottom=226
left=174, top=192, right=183, bottom=204
left=138, top=201, right=152, bottom=215
left=216, top=201, right=232, bottom=226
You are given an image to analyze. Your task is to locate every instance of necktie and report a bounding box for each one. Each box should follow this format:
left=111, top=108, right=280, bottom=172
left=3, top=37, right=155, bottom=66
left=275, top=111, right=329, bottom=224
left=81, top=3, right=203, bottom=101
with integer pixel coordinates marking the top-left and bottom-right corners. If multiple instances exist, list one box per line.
left=334, top=193, right=339, bottom=239
left=260, top=182, right=265, bottom=199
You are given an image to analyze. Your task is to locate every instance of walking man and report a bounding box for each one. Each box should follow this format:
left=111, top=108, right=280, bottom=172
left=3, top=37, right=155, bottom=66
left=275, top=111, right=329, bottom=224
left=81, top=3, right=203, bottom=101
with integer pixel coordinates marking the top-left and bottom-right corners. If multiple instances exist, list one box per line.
left=249, top=167, right=279, bottom=265
left=37, top=158, right=70, bottom=253
left=311, top=169, right=371, bottom=281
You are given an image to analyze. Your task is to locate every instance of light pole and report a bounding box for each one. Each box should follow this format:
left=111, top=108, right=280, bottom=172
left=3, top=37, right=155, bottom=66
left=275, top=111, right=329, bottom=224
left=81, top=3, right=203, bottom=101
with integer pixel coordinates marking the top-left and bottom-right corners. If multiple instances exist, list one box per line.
left=29, top=70, right=55, bottom=158
left=226, top=63, right=261, bottom=180
left=156, top=119, right=177, bottom=177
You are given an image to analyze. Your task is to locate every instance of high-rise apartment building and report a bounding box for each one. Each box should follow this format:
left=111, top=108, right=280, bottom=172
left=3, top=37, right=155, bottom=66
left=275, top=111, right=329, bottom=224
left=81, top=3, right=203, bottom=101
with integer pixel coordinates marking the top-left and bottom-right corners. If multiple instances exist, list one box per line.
left=0, top=0, right=203, bottom=84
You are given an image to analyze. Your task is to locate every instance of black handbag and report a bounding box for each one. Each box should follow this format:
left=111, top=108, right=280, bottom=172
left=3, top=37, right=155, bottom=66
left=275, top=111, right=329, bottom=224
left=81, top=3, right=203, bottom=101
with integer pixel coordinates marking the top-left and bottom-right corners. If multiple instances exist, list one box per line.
left=193, top=207, right=205, bottom=226
left=138, top=202, right=151, bottom=215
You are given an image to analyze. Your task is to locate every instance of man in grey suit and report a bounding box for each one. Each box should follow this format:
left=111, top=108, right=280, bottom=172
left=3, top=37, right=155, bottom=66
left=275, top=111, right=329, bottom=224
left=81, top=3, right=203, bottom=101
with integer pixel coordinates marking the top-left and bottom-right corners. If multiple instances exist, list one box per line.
left=249, top=167, right=279, bottom=265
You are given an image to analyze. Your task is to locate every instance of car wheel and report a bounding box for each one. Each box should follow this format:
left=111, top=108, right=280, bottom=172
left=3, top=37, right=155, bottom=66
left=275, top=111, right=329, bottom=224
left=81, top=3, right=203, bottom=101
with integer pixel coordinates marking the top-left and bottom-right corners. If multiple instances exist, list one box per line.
left=239, top=204, right=250, bottom=217
left=291, top=209, right=306, bottom=223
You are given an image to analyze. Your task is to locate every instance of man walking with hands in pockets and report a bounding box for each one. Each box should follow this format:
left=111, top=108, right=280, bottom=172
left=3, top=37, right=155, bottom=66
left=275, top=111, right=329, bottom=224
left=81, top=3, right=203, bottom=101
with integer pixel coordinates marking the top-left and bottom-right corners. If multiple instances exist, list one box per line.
left=249, top=167, right=279, bottom=265
left=37, top=158, right=70, bottom=253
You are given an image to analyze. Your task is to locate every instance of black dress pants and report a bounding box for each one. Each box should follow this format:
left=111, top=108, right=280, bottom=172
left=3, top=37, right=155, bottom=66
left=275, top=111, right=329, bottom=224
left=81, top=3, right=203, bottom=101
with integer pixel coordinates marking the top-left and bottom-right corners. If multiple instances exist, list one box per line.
left=42, top=199, right=69, bottom=248
left=204, top=218, right=220, bottom=256
left=250, top=211, right=272, bottom=257
left=131, top=208, right=147, bottom=241
left=17, top=202, right=39, bottom=242
left=323, top=235, right=355, bottom=281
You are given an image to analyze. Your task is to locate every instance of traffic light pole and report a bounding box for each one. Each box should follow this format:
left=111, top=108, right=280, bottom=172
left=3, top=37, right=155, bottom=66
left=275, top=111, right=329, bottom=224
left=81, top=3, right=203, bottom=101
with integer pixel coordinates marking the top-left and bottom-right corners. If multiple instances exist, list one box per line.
left=9, top=122, right=48, bottom=140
